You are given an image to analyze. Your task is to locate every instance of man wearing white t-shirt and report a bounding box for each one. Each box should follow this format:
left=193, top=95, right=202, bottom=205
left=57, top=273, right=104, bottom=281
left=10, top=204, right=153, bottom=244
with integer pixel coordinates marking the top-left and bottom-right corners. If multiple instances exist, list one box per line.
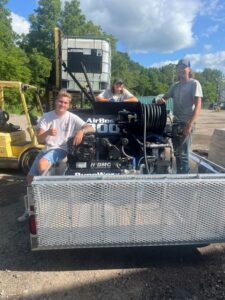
left=18, top=90, right=94, bottom=221
left=96, top=79, right=138, bottom=102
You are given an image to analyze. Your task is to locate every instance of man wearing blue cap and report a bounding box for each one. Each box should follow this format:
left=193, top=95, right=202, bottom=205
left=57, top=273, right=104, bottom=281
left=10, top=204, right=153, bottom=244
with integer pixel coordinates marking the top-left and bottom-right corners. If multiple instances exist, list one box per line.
left=158, top=59, right=203, bottom=174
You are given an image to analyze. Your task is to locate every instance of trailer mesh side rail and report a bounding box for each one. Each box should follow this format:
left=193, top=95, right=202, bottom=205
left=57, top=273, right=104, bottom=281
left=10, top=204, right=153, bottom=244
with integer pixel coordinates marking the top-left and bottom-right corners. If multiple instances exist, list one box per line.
left=28, top=174, right=225, bottom=250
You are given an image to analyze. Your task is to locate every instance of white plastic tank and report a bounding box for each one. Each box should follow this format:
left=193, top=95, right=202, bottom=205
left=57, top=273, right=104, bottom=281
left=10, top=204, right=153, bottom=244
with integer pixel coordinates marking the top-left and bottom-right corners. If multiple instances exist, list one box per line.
left=61, top=37, right=111, bottom=92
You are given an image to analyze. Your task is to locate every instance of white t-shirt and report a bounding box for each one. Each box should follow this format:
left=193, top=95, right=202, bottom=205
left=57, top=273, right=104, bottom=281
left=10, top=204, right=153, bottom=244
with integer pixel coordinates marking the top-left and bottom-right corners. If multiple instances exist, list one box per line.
left=38, top=110, right=85, bottom=151
left=98, top=88, right=134, bottom=102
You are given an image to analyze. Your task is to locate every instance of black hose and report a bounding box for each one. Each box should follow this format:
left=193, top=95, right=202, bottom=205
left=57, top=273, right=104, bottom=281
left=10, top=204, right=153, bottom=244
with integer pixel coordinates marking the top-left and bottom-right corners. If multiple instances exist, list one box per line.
left=143, top=104, right=150, bottom=174
left=141, top=103, right=167, bottom=174
left=140, top=103, right=167, bottom=133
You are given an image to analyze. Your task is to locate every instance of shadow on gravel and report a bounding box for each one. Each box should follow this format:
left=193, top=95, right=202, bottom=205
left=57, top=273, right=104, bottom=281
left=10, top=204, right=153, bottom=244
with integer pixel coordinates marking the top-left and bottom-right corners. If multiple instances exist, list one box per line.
left=13, top=265, right=225, bottom=300
left=2, top=244, right=205, bottom=272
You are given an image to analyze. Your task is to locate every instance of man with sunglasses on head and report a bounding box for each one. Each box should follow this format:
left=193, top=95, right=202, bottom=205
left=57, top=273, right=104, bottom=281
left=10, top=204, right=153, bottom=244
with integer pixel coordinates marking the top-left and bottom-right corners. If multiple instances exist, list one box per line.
left=18, top=89, right=95, bottom=222
left=157, top=59, right=203, bottom=174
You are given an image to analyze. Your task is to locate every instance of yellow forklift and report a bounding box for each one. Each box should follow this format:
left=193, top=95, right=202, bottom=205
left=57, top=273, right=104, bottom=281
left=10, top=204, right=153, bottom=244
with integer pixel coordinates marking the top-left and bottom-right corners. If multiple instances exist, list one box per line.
left=0, top=81, right=44, bottom=174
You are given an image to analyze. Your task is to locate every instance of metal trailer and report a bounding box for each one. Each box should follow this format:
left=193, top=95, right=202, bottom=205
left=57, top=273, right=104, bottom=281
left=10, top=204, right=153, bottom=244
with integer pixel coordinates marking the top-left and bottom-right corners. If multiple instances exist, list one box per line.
left=29, top=28, right=225, bottom=252
left=27, top=153, right=225, bottom=251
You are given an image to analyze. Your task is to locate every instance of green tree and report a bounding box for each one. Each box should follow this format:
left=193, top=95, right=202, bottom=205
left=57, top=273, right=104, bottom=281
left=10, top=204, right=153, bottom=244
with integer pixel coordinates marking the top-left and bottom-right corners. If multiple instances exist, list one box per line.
left=136, top=73, right=152, bottom=95
left=160, top=64, right=177, bottom=86
left=195, top=68, right=223, bottom=103
left=60, top=0, right=86, bottom=36
left=0, top=0, right=52, bottom=109
left=28, top=0, right=61, bottom=58
left=111, top=51, right=151, bottom=95
left=0, top=0, right=31, bottom=84
left=28, top=48, right=51, bottom=85
left=0, top=46, right=31, bottom=82
left=0, top=0, right=14, bottom=47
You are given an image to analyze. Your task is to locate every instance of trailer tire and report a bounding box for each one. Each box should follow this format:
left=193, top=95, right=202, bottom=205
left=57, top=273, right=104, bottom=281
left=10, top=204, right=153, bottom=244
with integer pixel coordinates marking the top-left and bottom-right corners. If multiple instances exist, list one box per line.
left=20, top=148, right=40, bottom=175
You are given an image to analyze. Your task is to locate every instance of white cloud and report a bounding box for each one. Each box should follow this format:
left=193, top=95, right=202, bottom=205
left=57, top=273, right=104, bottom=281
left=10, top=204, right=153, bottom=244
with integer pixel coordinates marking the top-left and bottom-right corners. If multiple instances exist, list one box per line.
left=76, top=0, right=201, bottom=53
left=184, top=53, right=201, bottom=66
left=189, top=51, right=225, bottom=72
left=201, top=0, right=221, bottom=15
left=202, top=24, right=219, bottom=37
left=204, top=44, right=212, bottom=51
left=10, top=12, right=30, bottom=35
left=201, top=0, right=225, bottom=22
left=151, top=51, right=225, bottom=73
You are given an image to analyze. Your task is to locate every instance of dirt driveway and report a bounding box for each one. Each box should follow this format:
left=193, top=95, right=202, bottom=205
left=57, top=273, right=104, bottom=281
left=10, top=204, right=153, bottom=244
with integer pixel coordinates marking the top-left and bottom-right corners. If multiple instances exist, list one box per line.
left=0, top=109, right=225, bottom=299
left=192, top=109, right=225, bottom=151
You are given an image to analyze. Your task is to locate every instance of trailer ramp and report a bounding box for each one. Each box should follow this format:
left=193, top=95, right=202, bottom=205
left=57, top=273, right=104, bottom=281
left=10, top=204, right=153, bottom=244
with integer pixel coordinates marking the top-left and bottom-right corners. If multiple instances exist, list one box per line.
left=28, top=174, right=225, bottom=250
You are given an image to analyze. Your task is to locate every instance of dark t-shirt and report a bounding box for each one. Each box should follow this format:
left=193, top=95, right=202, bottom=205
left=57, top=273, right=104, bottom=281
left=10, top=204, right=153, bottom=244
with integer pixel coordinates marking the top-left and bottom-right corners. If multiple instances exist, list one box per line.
left=165, top=79, right=203, bottom=122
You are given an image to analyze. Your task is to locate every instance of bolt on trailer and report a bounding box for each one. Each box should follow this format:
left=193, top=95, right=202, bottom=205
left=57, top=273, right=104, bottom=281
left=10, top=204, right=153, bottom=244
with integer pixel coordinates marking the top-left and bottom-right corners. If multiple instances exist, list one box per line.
left=26, top=27, right=225, bottom=251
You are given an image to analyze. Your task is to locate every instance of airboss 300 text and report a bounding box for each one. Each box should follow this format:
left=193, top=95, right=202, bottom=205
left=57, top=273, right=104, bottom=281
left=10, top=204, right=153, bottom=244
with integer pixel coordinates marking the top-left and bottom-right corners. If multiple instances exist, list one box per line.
left=86, top=118, right=120, bottom=134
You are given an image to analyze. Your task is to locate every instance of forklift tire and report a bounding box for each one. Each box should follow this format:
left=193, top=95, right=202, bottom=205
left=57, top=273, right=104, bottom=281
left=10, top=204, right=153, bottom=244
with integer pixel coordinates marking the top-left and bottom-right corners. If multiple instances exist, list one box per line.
left=0, top=110, right=9, bottom=125
left=20, top=148, right=40, bottom=175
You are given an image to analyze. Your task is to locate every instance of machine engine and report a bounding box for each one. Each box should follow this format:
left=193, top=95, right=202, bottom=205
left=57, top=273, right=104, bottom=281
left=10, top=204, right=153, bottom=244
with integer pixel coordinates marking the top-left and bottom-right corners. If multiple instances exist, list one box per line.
left=65, top=102, right=172, bottom=176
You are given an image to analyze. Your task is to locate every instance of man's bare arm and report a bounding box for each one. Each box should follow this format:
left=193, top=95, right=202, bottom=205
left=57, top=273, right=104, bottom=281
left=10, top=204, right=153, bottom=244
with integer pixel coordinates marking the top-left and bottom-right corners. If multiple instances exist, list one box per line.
left=189, top=97, right=202, bottom=124
left=96, top=96, right=109, bottom=102
left=73, top=124, right=95, bottom=145
left=183, top=97, right=202, bottom=135
left=124, top=96, right=138, bottom=102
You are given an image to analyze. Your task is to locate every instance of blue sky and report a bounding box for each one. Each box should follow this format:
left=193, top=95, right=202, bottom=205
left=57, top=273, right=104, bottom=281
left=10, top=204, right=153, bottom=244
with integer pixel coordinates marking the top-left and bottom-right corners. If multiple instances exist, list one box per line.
left=7, top=0, right=225, bottom=72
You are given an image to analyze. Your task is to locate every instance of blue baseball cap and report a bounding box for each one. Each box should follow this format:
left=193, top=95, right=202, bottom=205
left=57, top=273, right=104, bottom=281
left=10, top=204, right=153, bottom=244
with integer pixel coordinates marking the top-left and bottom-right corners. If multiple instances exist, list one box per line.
left=177, top=59, right=191, bottom=68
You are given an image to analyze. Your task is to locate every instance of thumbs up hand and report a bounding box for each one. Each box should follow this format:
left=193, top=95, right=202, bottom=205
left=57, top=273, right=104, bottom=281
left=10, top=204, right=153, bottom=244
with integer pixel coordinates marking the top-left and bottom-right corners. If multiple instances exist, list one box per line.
left=48, top=124, right=57, bottom=136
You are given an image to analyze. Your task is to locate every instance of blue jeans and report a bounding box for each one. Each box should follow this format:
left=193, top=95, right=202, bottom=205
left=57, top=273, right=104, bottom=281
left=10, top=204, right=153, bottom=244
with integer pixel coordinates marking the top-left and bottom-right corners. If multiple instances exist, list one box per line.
left=28, top=148, right=67, bottom=176
left=172, top=124, right=193, bottom=174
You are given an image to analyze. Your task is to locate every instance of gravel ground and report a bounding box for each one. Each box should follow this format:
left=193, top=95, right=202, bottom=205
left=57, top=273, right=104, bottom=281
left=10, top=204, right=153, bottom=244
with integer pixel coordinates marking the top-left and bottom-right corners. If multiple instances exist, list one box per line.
left=192, top=109, right=225, bottom=151
left=1, top=109, right=225, bottom=300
